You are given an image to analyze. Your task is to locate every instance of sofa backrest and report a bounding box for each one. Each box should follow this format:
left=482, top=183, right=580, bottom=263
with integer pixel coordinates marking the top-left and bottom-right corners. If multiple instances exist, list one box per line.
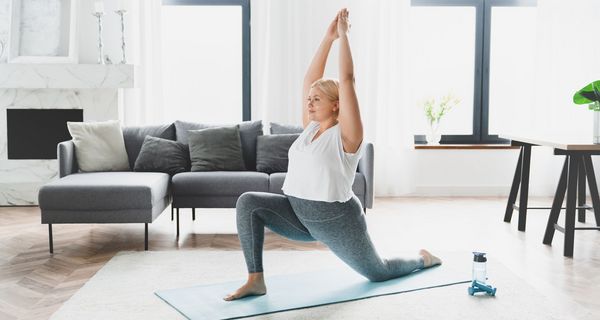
left=174, top=120, right=263, bottom=171
left=270, top=122, right=303, bottom=134
left=122, top=124, right=176, bottom=170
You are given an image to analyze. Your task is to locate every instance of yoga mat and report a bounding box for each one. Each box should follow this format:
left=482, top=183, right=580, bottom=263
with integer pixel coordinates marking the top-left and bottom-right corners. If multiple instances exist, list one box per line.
left=155, top=263, right=471, bottom=320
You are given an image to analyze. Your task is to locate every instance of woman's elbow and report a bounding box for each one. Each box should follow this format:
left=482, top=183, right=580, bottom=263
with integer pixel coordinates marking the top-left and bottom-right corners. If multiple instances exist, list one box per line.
left=340, top=75, right=355, bottom=83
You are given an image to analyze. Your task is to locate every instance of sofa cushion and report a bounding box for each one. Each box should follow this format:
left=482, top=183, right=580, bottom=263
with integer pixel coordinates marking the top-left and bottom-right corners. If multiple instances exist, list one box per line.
left=123, top=123, right=176, bottom=169
left=188, top=126, right=246, bottom=171
left=269, top=172, right=366, bottom=196
left=256, top=134, right=299, bottom=173
left=175, top=120, right=262, bottom=171
left=134, top=136, right=190, bottom=175
left=67, top=120, right=130, bottom=172
left=270, top=122, right=303, bottom=134
left=38, top=172, right=170, bottom=210
left=172, top=171, right=269, bottom=196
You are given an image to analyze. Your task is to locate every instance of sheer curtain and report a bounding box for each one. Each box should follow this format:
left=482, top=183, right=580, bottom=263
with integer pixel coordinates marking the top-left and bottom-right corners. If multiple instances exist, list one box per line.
left=123, top=0, right=164, bottom=126
left=129, top=0, right=600, bottom=196
left=252, top=0, right=418, bottom=196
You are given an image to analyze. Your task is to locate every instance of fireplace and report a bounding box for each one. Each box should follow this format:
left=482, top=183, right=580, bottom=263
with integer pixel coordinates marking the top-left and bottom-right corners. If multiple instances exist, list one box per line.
left=7, top=109, right=83, bottom=159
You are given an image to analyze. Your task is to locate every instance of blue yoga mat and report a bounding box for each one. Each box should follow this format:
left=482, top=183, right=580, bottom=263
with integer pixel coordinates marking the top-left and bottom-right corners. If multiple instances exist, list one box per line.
left=155, top=261, right=471, bottom=320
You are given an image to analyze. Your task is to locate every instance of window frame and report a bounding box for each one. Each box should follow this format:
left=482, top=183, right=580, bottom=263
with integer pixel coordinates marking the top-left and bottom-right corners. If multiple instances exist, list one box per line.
left=161, top=0, right=251, bottom=121
left=411, top=0, right=536, bottom=145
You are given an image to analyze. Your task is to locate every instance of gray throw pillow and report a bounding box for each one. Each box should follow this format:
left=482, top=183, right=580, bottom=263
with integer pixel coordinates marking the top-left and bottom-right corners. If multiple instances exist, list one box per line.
left=256, top=134, right=300, bottom=174
left=134, top=136, right=190, bottom=176
left=175, top=120, right=262, bottom=171
left=123, top=124, right=176, bottom=170
left=270, top=122, right=303, bottom=134
left=188, top=126, right=246, bottom=171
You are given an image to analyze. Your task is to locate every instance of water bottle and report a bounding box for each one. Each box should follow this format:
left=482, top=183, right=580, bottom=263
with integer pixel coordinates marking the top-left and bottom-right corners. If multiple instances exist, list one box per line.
left=472, top=252, right=487, bottom=283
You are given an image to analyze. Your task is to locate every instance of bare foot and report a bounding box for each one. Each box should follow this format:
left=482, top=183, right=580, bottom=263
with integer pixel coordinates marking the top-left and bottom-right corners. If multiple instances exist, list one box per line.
left=223, top=275, right=267, bottom=301
left=419, top=249, right=442, bottom=268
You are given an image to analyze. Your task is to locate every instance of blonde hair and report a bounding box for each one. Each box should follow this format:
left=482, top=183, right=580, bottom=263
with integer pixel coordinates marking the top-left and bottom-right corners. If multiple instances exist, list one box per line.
left=311, top=78, right=339, bottom=102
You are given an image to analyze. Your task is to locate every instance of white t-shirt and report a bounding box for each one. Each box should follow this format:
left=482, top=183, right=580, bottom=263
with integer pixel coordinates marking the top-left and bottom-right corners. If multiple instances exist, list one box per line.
left=282, top=121, right=365, bottom=202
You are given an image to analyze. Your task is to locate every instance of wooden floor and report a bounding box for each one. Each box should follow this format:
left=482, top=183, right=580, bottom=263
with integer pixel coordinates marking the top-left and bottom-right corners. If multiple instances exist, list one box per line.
left=1, top=197, right=599, bottom=319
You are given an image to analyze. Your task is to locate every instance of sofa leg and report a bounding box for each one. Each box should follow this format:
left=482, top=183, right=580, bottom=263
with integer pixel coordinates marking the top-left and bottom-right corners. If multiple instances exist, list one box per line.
left=171, top=206, right=174, bottom=221
left=192, top=208, right=195, bottom=221
left=144, top=223, right=149, bottom=251
left=176, top=208, right=180, bottom=237
left=48, top=224, right=54, bottom=254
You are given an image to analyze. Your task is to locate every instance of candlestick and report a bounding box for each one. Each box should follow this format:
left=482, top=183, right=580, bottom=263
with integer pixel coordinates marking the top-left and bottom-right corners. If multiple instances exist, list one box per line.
left=115, top=9, right=128, bottom=64
left=92, top=11, right=105, bottom=64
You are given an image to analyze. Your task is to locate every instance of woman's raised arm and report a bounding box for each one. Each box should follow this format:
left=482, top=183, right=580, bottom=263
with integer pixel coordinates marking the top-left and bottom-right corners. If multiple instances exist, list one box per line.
left=302, top=13, right=339, bottom=128
left=337, top=8, right=363, bottom=153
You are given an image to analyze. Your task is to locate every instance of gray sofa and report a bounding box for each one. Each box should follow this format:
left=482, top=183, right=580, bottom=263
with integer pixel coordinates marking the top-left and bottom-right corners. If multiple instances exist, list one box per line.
left=38, top=120, right=374, bottom=253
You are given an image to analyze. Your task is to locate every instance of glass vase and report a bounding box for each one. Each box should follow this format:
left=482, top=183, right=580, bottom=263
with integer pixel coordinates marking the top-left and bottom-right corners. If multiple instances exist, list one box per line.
left=426, top=121, right=442, bottom=145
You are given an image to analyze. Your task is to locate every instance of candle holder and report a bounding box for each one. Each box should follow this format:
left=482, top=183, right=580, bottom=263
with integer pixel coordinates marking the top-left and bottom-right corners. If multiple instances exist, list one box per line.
left=92, top=12, right=105, bottom=64
left=115, top=9, right=128, bottom=64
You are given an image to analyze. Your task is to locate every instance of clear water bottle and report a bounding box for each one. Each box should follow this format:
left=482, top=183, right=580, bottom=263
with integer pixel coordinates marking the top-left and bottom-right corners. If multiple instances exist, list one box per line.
left=472, top=252, right=487, bottom=283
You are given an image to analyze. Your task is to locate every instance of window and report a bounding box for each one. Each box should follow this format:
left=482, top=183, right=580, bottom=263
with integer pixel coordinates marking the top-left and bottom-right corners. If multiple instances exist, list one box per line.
left=411, top=0, right=537, bottom=144
left=161, top=0, right=250, bottom=123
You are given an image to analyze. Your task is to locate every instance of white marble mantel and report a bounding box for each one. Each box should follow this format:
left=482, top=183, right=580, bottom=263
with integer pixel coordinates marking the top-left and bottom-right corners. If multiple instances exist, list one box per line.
left=0, top=64, right=136, bottom=206
left=0, top=64, right=135, bottom=89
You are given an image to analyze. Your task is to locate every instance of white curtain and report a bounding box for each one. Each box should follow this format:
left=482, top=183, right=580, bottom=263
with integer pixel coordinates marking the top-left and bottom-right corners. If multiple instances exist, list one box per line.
left=123, top=0, right=164, bottom=126
left=128, top=0, right=600, bottom=196
left=251, top=0, right=600, bottom=196
left=251, top=0, right=418, bottom=196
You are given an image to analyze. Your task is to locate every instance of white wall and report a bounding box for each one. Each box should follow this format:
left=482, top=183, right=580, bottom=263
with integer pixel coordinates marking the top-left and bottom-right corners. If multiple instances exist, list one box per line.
left=414, top=149, right=545, bottom=197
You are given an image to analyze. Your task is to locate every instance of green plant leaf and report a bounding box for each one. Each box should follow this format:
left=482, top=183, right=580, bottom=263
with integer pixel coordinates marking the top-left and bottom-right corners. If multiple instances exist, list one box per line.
left=573, top=80, right=600, bottom=104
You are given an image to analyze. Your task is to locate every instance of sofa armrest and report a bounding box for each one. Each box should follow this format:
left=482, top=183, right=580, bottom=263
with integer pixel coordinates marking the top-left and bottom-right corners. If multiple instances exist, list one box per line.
left=58, top=140, right=78, bottom=178
left=357, top=142, right=374, bottom=209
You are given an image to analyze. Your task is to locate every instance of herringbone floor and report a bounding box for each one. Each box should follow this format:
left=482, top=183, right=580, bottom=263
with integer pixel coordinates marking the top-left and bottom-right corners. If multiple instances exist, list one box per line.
left=1, top=197, right=599, bottom=319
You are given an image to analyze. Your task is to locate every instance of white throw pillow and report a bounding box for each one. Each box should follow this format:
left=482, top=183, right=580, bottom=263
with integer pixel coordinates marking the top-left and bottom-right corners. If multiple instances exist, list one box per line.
left=67, top=120, right=130, bottom=172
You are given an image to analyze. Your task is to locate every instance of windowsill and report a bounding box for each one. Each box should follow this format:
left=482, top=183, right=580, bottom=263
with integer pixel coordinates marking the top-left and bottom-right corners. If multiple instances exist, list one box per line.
left=414, top=144, right=519, bottom=150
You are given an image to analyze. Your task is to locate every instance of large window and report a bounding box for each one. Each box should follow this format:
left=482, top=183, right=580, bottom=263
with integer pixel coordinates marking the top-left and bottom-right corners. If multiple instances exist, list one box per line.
left=161, top=0, right=250, bottom=123
left=411, top=0, right=537, bottom=144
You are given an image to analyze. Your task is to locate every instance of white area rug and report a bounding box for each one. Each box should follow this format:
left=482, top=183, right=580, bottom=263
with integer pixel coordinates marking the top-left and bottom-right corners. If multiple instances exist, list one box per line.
left=50, top=250, right=594, bottom=320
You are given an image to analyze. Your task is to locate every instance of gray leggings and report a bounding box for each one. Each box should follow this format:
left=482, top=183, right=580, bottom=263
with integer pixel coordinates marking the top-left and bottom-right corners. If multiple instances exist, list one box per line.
left=235, top=191, right=424, bottom=282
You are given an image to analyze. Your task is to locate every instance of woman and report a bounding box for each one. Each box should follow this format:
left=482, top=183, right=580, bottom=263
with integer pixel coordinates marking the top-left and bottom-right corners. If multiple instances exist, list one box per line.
left=224, top=8, right=441, bottom=301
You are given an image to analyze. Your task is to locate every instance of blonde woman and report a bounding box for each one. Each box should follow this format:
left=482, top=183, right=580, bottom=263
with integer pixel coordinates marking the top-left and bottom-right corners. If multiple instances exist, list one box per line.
left=224, top=8, right=441, bottom=301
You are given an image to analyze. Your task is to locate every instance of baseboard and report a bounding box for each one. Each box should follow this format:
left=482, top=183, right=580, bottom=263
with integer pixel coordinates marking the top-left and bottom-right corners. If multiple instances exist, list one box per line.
left=410, top=186, right=514, bottom=197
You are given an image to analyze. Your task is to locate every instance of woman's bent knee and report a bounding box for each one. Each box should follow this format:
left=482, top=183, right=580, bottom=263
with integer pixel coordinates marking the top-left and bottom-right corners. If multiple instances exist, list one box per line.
left=236, top=192, right=260, bottom=210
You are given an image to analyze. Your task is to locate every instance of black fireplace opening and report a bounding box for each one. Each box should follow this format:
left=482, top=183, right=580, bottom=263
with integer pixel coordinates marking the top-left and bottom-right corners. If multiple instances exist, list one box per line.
left=7, top=109, right=83, bottom=160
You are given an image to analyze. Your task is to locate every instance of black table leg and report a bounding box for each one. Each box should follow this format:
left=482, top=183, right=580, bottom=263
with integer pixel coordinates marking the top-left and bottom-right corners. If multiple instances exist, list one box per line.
left=518, top=145, right=532, bottom=231
left=543, top=156, right=568, bottom=245
left=582, top=155, right=600, bottom=228
left=564, top=155, right=579, bottom=257
left=578, top=161, right=586, bottom=223
left=171, top=206, right=174, bottom=221
left=192, top=208, right=196, bottom=221
left=504, top=148, right=523, bottom=223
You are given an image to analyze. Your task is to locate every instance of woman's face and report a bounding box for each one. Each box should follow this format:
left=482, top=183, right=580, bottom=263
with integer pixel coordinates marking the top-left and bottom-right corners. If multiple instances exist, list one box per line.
left=307, top=87, right=338, bottom=122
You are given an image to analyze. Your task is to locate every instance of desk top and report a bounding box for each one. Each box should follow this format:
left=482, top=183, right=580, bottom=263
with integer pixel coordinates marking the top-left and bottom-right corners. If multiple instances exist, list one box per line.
left=500, top=134, right=600, bottom=151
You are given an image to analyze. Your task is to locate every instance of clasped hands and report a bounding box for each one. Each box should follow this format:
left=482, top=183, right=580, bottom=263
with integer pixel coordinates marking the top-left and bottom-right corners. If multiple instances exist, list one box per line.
left=325, top=8, right=351, bottom=42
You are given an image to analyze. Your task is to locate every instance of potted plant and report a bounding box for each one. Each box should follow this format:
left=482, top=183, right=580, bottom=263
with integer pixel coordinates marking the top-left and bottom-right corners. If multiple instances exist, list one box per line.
left=573, top=80, right=600, bottom=143
left=421, top=94, right=461, bottom=144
